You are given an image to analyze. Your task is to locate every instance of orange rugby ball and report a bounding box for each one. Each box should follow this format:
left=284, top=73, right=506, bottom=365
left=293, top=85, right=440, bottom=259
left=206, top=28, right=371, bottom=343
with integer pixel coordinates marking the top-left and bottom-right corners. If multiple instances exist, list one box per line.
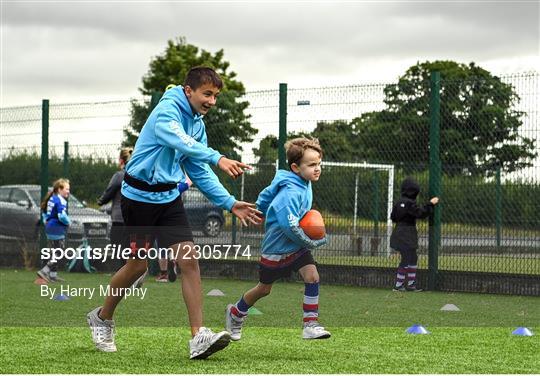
left=299, top=210, right=326, bottom=240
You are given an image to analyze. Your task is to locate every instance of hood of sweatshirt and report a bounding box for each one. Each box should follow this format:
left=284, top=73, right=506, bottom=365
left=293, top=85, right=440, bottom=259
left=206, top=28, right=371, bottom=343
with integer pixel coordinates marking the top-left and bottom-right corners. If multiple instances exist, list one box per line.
left=401, top=177, right=420, bottom=199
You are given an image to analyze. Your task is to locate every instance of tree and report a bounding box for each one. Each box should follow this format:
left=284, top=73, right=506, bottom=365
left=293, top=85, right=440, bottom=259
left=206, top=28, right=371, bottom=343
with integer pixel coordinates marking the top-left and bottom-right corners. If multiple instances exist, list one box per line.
left=252, top=135, right=278, bottom=164
left=123, top=37, right=257, bottom=159
left=352, top=61, right=536, bottom=175
left=310, top=120, right=360, bottom=162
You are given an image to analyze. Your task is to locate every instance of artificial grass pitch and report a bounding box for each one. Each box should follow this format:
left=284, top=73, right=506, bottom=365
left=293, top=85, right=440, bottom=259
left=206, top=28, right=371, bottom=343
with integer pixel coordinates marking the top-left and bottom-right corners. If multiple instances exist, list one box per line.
left=1, top=269, right=538, bottom=373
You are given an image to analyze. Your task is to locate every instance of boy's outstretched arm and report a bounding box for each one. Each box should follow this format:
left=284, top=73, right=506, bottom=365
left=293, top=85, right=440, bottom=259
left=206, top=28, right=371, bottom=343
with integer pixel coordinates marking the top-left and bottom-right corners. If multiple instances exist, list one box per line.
left=183, top=158, right=262, bottom=226
left=154, top=111, right=249, bottom=179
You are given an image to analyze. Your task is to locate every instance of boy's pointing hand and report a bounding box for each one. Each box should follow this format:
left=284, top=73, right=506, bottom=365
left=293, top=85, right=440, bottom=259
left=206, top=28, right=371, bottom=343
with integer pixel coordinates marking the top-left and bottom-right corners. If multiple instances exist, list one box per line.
left=218, top=157, right=252, bottom=179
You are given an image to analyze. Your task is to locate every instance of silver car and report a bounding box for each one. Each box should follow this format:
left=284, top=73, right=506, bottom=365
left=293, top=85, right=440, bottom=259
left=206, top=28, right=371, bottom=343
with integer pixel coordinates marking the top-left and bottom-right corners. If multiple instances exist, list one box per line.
left=0, top=184, right=110, bottom=246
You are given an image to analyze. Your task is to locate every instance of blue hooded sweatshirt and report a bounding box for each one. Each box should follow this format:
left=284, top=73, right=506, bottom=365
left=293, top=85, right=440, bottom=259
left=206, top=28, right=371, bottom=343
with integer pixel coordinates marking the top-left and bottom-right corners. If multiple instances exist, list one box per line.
left=43, top=194, right=70, bottom=240
left=121, top=86, right=236, bottom=211
left=257, top=170, right=327, bottom=255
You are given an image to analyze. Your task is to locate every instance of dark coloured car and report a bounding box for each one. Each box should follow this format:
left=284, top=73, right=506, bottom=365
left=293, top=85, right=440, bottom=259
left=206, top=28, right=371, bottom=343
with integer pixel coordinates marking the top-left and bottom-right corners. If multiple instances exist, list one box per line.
left=98, top=187, right=225, bottom=237
left=0, top=185, right=110, bottom=246
left=182, top=188, right=225, bottom=237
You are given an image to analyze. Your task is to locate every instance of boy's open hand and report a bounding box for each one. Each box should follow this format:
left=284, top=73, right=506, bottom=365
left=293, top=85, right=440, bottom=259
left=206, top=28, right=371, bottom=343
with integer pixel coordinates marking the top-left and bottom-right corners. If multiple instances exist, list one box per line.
left=232, top=201, right=263, bottom=226
left=430, top=197, right=439, bottom=205
left=218, top=157, right=252, bottom=179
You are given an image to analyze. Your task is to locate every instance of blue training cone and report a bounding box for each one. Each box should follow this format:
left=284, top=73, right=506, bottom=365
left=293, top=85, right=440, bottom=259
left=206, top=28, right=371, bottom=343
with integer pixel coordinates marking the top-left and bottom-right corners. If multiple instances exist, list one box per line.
left=512, top=327, right=534, bottom=336
left=53, top=294, right=70, bottom=301
left=406, top=324, right=430, bottom=335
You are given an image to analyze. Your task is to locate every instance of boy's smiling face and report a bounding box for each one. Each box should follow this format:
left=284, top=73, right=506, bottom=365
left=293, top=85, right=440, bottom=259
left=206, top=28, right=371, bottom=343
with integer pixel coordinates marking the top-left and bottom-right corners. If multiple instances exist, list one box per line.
left=185, top=83, right=220, bottom=115
left=291, top=148, right=322, bottom=182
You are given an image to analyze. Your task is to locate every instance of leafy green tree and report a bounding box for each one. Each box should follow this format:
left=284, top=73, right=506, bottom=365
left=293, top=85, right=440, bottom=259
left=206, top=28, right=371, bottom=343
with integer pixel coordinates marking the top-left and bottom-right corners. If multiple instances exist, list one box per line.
left=352, top=61, right=536, bottom=175
left=252, top=135, right=278, bottom=164
left=124, top=37, right=257, bottom=159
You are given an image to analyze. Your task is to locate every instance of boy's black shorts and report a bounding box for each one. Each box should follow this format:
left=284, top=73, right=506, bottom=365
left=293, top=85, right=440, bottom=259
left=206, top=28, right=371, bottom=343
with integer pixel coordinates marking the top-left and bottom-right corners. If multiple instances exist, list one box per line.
left=258, top=249, right=316, bottom=284
left=120, top=194, right=194, bottom=257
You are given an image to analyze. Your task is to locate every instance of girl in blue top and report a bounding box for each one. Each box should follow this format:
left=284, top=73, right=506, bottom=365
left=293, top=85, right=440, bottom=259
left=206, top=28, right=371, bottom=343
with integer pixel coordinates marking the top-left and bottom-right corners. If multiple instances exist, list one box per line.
left=37, top=178, right=71, bottom=282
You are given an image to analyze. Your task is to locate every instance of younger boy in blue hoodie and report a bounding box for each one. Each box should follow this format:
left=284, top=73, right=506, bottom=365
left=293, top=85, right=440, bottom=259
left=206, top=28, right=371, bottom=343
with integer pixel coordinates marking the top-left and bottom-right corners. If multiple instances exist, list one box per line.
left=225, top=138, right=330, bottom=340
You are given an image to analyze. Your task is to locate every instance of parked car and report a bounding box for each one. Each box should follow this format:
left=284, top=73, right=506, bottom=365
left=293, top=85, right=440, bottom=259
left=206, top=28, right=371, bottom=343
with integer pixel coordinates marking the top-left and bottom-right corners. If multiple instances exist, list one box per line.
left=98, top=186, right=225, bottom=237
left=182, top=188, right=225, bottom=237
left=0, top=185, right=110, bottom=246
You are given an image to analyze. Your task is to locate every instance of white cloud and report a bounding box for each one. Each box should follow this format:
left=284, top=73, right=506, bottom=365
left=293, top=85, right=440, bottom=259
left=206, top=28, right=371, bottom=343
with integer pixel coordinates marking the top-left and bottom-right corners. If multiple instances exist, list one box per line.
left=1, top=1, right=538, bottom=106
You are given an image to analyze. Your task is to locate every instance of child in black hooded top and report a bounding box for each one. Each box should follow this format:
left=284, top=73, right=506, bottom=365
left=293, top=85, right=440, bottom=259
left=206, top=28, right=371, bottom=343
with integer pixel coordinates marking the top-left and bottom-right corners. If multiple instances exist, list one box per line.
left=390, top=177, right=439, bottom=291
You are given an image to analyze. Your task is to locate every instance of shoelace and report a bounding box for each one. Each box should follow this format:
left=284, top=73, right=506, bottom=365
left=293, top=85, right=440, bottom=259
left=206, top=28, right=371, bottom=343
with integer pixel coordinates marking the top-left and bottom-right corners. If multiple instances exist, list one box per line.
left=94, top=322, right=115, bottom=342
left=194, top=328, right=213, bottom=344
left=305, top=322, right=325, bottom=330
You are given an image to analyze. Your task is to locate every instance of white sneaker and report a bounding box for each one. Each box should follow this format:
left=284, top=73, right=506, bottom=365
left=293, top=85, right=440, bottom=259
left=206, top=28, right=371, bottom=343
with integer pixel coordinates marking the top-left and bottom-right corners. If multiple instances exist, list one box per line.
left=225, top=304, right=245, bottom=341
left=302, top=321, right=331, bottom=339
left=189, top=327, right=231, bottom=359
left=86, top=307, right=117, bottom=352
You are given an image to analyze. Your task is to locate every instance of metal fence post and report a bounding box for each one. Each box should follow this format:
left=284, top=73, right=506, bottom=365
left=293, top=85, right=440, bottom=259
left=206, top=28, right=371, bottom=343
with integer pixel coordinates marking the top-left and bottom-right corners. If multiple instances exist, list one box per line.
left=428, top=72, right=442, bottom=291
left=39, top=99, right=50, bottom=254
left=278, top=83, right=287, bottom=170
left=495, top=164, right=502, bottom=247
left=63, top=141, right=69, bottom=178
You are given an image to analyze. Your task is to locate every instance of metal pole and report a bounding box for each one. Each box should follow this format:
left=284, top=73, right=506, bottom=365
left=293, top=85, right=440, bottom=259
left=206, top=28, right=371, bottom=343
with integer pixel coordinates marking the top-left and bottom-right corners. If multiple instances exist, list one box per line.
left=63, top=141, right=69, bottom=178
left=495, top=164, right=502, bottom=247
left=428, top=71, right=442, bottom=291
left=39, top=100, right=50, bottom=254
left=278, top=83, right=287, bottom=170
left=353, top=172, right=359, bottom=236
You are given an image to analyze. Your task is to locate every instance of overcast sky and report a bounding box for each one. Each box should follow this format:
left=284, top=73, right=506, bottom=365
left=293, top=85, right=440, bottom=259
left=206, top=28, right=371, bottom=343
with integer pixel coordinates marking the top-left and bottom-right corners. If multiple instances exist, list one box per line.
left=1, top=0, right=538, bottom=107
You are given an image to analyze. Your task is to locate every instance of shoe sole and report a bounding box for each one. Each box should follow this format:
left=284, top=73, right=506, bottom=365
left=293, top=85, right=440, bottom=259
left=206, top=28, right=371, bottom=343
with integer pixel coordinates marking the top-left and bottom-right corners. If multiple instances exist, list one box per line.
left=37, top=271, right=51, bottom=282
left=190, top=333, right=231, bottom=359
left=303, top=333, right=331, bottom=340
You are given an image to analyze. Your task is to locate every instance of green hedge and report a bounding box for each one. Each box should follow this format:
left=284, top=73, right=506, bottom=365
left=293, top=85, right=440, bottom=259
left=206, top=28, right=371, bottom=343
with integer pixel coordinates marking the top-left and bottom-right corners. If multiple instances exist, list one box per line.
left=1, top=152, right=538, bottom=229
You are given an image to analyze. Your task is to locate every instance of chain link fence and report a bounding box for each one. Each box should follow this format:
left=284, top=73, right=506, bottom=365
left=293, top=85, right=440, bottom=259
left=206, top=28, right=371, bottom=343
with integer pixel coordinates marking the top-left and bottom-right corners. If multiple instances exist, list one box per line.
left=1, top=72, right=538, bottom=293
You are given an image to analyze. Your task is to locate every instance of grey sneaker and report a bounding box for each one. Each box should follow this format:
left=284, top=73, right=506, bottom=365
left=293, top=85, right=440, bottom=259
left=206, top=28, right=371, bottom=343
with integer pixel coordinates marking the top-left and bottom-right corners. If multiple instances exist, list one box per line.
left=37, top=269, right=51, bottom=282
left=86, top=307, right=117, bottom=352
left=189, top=327, right=231, bottom=359
left=302, top=321, right=331, bottom=339
left=406, top=284, right=423, bottom=292
left=392, top=285, right=406, bottom=292
left=49, top=275, right=65, bottom=282
left=225, top=304, right=245, bottom=341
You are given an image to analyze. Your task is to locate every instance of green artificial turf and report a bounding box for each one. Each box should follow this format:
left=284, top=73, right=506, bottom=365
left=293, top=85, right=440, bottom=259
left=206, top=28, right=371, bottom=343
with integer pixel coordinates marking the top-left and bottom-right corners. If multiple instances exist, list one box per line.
left=1, top=270, right=538, bottom=373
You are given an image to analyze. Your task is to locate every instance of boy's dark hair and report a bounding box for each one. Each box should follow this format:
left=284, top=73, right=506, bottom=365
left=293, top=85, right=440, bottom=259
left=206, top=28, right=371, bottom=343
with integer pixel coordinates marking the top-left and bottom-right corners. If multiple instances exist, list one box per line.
left=285, top=137, right=323, bottom=169
left=184, top=67, right=223, bottom=91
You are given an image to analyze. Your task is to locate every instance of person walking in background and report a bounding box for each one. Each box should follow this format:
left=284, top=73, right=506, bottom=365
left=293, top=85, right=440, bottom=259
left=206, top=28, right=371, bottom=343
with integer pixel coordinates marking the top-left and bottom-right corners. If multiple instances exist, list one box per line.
left=390, top=177, right=439, bottom=292
left=98, top=148, right=133, bottom=270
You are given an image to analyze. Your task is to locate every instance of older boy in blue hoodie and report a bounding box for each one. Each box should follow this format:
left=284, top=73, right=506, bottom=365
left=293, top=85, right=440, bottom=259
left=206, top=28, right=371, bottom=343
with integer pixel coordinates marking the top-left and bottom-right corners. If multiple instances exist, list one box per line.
left=87, top=67, right=262, bottom=360
left=225, top=138, right=330, bottom=341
